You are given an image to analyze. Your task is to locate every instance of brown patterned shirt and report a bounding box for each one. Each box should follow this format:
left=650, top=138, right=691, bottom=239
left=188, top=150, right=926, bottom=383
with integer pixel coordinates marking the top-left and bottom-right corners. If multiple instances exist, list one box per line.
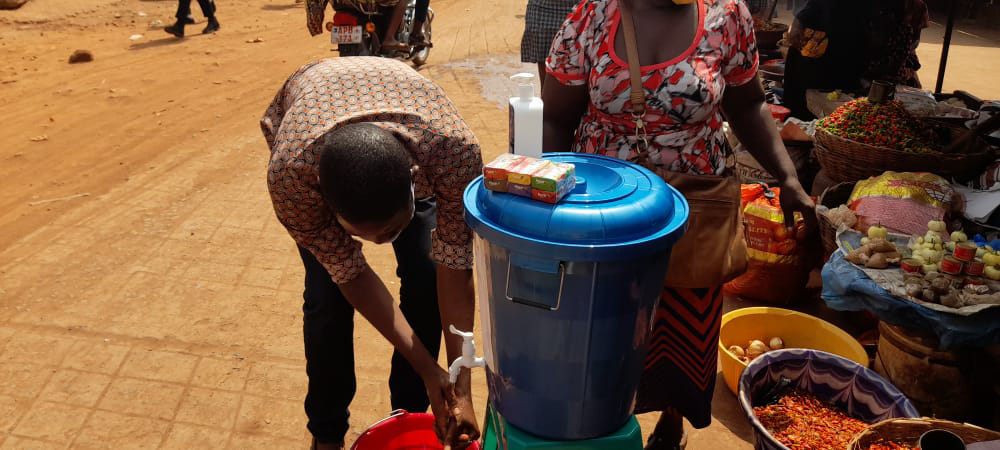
left=262, top=57, right=482, bottom=284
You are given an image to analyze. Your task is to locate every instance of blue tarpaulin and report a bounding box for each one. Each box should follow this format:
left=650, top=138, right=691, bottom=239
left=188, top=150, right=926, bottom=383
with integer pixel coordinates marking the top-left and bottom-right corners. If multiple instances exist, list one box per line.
left=822, top=251, right=1000, bottom=350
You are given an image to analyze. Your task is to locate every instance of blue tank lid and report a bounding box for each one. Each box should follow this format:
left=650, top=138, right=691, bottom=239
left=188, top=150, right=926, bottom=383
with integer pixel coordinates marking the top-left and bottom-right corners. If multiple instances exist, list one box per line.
left=464, top=153, right=688, bottom=261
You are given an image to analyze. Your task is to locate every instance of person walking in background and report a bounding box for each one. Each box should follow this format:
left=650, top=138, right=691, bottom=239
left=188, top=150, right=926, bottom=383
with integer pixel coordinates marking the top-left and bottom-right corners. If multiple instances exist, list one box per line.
left=521, top=0, right=579, bottom=90
left=164, top=0, right=220, bottom=38
left=542, top=0, right=815, bottom=448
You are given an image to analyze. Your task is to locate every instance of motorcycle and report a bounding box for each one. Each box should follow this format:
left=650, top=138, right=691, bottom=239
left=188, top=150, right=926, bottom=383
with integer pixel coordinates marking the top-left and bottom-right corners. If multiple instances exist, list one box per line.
left=326, top=0, right=433, bottom=66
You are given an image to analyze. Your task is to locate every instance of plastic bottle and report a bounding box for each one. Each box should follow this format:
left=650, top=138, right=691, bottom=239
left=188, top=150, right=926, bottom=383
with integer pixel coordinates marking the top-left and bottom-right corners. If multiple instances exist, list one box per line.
left=509, top=73, right=544, bottom=158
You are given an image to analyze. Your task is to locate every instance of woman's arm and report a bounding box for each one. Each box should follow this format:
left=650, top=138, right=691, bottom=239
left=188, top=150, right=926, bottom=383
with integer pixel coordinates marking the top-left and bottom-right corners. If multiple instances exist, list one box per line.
left=541, top=74, right=589, bottom=153
left=722, top=75, right=816, bottom=229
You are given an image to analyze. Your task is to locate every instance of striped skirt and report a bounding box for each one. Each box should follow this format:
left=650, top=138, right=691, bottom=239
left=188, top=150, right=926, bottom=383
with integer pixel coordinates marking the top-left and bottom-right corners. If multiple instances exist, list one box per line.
left=634, top=286, right=724, bottom=428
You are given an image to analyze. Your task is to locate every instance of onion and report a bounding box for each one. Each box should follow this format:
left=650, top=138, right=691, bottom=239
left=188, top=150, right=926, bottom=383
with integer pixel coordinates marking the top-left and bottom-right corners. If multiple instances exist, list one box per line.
left=768, top=337, right=784, bottom=350
left=747, top=340, right=770, bottom=359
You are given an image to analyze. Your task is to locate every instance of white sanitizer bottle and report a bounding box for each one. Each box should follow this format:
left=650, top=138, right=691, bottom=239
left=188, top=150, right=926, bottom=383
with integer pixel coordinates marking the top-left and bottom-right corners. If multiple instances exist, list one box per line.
left=509, top=73, right=544, bottom=158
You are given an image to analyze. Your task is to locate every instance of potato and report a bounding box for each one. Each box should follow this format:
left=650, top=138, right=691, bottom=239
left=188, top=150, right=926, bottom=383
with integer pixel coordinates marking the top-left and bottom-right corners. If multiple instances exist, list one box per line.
left=922, top=289, right=939, bottom=303
left=881, top=251, right=902, bottom=264
left=940, top=292, right=962, bottom=308
left=870, top=239, right=896, bottom=253
left=931, top=277, right=952, bottom=294
left=865, top=253, right=889, bottom=269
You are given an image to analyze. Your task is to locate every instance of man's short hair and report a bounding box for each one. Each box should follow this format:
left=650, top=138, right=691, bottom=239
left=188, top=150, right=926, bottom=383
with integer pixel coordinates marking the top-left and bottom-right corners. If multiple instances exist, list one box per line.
left=318, top=123, right=413, bottom=224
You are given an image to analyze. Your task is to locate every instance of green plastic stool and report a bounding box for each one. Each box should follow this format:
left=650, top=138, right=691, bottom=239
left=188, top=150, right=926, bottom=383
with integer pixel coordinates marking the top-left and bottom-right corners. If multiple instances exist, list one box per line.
left=480, top=404, right=643, bottom=450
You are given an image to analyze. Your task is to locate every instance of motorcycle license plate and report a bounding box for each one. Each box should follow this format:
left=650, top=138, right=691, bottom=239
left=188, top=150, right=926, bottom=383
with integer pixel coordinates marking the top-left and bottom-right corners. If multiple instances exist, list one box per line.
left=332, top=25, right=362, bottom=44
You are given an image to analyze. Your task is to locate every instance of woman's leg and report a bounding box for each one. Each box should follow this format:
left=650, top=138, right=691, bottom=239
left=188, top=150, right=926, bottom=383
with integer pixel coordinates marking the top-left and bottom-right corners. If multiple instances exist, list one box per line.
left=646, top=408, right=686, bottom=450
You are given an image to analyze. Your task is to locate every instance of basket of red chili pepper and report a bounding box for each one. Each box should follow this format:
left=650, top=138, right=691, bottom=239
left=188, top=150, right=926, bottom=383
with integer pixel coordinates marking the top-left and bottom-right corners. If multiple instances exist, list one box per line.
left=849, top=417, right=1000, bottom=450
left=814, top=98, right=995, bottom=183
left=739, top=349, right=919, bottom=450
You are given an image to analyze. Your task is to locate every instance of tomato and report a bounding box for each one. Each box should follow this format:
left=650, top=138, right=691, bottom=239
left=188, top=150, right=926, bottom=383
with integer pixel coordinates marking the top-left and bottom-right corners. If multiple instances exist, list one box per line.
left=774, top=225, right=790, bottom=241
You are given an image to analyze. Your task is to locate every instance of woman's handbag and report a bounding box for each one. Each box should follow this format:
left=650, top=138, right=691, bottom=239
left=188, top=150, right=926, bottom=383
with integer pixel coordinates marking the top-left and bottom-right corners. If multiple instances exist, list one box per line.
left=618, top=0, right=747, bottom=288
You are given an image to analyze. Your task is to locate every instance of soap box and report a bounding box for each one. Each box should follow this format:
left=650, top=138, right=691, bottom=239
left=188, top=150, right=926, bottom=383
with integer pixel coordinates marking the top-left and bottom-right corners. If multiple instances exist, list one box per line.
left=531, top=162, right=576, bottom=192
left=532, top=175, right=577, bottom=204
left=507, top=158, right=551, bottom=185
left=508, top=182, right=533, bottom=198
left=483, top=153, right=527, bottom=180
left=484, top=178, right=508, bottom=192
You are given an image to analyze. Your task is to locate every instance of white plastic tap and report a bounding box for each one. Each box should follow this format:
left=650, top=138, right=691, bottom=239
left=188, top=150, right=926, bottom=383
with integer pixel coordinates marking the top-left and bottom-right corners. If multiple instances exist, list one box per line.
left=447, top=325, right=485, bottom=383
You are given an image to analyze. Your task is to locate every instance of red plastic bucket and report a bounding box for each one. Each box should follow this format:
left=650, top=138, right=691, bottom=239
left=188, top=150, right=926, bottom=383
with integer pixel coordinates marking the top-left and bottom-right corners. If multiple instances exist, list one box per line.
left=351, top=410, right=482, bottom=450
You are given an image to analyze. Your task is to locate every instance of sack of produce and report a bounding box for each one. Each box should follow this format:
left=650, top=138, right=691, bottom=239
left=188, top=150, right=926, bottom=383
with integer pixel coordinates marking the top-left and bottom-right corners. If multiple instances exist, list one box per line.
left=724, top=184, right=810, bottom=304
left=848, top=172, right=957, bottom=237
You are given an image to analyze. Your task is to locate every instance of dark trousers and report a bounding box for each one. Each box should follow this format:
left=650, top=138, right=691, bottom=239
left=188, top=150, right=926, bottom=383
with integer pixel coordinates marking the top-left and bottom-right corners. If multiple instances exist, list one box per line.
left=175, top=0, right=216, bottom=20
left=414, top=0, right=429, bottom=23
left=299, top=198, right=441, bottom=444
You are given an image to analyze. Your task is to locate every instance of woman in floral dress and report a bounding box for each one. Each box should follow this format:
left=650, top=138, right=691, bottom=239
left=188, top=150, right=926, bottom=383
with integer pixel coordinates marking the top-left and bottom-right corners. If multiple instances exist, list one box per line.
left=542, top=0, right=815, bottom=448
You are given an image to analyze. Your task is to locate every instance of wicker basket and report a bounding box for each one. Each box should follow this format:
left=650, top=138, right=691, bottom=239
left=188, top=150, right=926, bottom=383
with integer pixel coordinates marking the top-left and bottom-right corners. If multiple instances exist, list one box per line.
left=817, top=181, right=857, bottom=259
left=848, top=417, right=1000, bottom=450
left=813, top=126, right=996, bottom=183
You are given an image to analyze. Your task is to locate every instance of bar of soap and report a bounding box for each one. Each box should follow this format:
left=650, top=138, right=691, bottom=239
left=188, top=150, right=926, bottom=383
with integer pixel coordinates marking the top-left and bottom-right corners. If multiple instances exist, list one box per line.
left=483, top=153, right=527, bottom=180
left=507, top=158, right=551, bottom=186
left=508, top=182, right=533, bottom=198
left=532, top=175, right=576, bottom=204
left=531, top=162, right=575, bottom=192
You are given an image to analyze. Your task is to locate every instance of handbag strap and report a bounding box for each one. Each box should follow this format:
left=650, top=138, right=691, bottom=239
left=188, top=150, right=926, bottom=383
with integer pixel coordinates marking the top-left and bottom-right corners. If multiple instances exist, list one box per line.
left=618, top=0, right=645, bottom=117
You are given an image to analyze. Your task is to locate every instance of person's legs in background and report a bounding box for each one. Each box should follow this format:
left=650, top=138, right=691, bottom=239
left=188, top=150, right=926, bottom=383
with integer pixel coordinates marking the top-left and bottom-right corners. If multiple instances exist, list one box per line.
left=165, top=0, right=219, bottom=36
left=381, top=0, right=409, bottom=51
left=409, top=0, right=430, bottom=46
left=165, top=0, right=192, bottom=37
left=299, top=246, right=356, bottom=450
left=387, top=198, right=442, bottom=411
left=197, top=0, right=220, bottom=33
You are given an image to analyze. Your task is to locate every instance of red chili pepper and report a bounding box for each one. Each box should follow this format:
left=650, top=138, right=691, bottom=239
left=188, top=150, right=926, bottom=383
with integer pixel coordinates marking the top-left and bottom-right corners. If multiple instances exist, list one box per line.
left=753, top=390, right=871, bottom=449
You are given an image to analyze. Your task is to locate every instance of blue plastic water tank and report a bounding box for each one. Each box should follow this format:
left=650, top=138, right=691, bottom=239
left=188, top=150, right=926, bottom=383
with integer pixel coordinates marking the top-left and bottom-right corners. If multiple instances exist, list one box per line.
left=464, top=153, right=688, bottom=440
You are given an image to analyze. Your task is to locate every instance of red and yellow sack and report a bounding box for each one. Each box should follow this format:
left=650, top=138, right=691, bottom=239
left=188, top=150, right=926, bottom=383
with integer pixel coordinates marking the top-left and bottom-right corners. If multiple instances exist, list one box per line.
left=725, top=184, right=810, bottom=304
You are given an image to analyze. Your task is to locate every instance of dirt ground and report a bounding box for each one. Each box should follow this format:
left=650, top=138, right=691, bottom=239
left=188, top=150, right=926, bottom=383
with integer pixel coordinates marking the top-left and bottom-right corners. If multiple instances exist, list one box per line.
left=0, top=0, right=997, bottom=448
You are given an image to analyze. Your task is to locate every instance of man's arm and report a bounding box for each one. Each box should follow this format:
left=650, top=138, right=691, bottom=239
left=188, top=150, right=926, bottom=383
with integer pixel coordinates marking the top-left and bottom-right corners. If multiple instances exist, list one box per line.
left=435, top=265, right=478, bottom=445
left=338, top=265, right=463, bottom=443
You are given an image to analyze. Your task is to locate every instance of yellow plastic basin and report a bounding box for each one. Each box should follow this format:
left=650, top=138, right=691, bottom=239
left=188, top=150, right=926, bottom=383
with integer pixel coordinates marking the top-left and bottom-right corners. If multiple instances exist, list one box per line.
left=718, top=307, right=868, bottom=395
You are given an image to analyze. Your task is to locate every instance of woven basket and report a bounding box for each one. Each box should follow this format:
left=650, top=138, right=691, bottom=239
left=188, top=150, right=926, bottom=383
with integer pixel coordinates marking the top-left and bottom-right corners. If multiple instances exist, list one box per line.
left=848, top=417, right=1000, bottom=450
left=817, top=182, right=857, bottom=259
left=813, top=126, right=996, bottom=183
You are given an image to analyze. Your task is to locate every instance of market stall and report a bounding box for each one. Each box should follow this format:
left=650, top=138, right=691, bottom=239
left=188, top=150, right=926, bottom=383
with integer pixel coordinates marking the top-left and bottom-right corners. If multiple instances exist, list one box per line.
left=795, top=83, right=1000, bottom=432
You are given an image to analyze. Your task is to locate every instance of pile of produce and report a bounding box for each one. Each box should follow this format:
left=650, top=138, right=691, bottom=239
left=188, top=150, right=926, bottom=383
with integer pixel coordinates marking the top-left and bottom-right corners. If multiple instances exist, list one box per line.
left=818, top=98, right=934, bottom=153
left=727, top=337, right=784, bottom=364
left=754, top=390, right=869, bottom=450
left=844, top=225, right=901, bottom=269
left=885, top=220, right=1000, bottom=308
left=865, top=439, right=918, bottom=450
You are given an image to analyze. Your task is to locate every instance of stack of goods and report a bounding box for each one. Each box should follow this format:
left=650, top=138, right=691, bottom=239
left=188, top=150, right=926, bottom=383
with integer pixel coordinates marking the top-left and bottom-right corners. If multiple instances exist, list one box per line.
left=482, top=154, right=576, bottom=204
left=818, top=99, right=934, bottom=153
left=724, top=184, right=812, bottom=304
left=754, top=390, right=870, bottom=450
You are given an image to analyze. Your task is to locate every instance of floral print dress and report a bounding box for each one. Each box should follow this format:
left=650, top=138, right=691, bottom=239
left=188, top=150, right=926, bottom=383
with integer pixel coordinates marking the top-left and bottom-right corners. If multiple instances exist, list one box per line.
left=546, top=0, right=758, bottom=427
left=546, top=0, right=758, bottom=176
